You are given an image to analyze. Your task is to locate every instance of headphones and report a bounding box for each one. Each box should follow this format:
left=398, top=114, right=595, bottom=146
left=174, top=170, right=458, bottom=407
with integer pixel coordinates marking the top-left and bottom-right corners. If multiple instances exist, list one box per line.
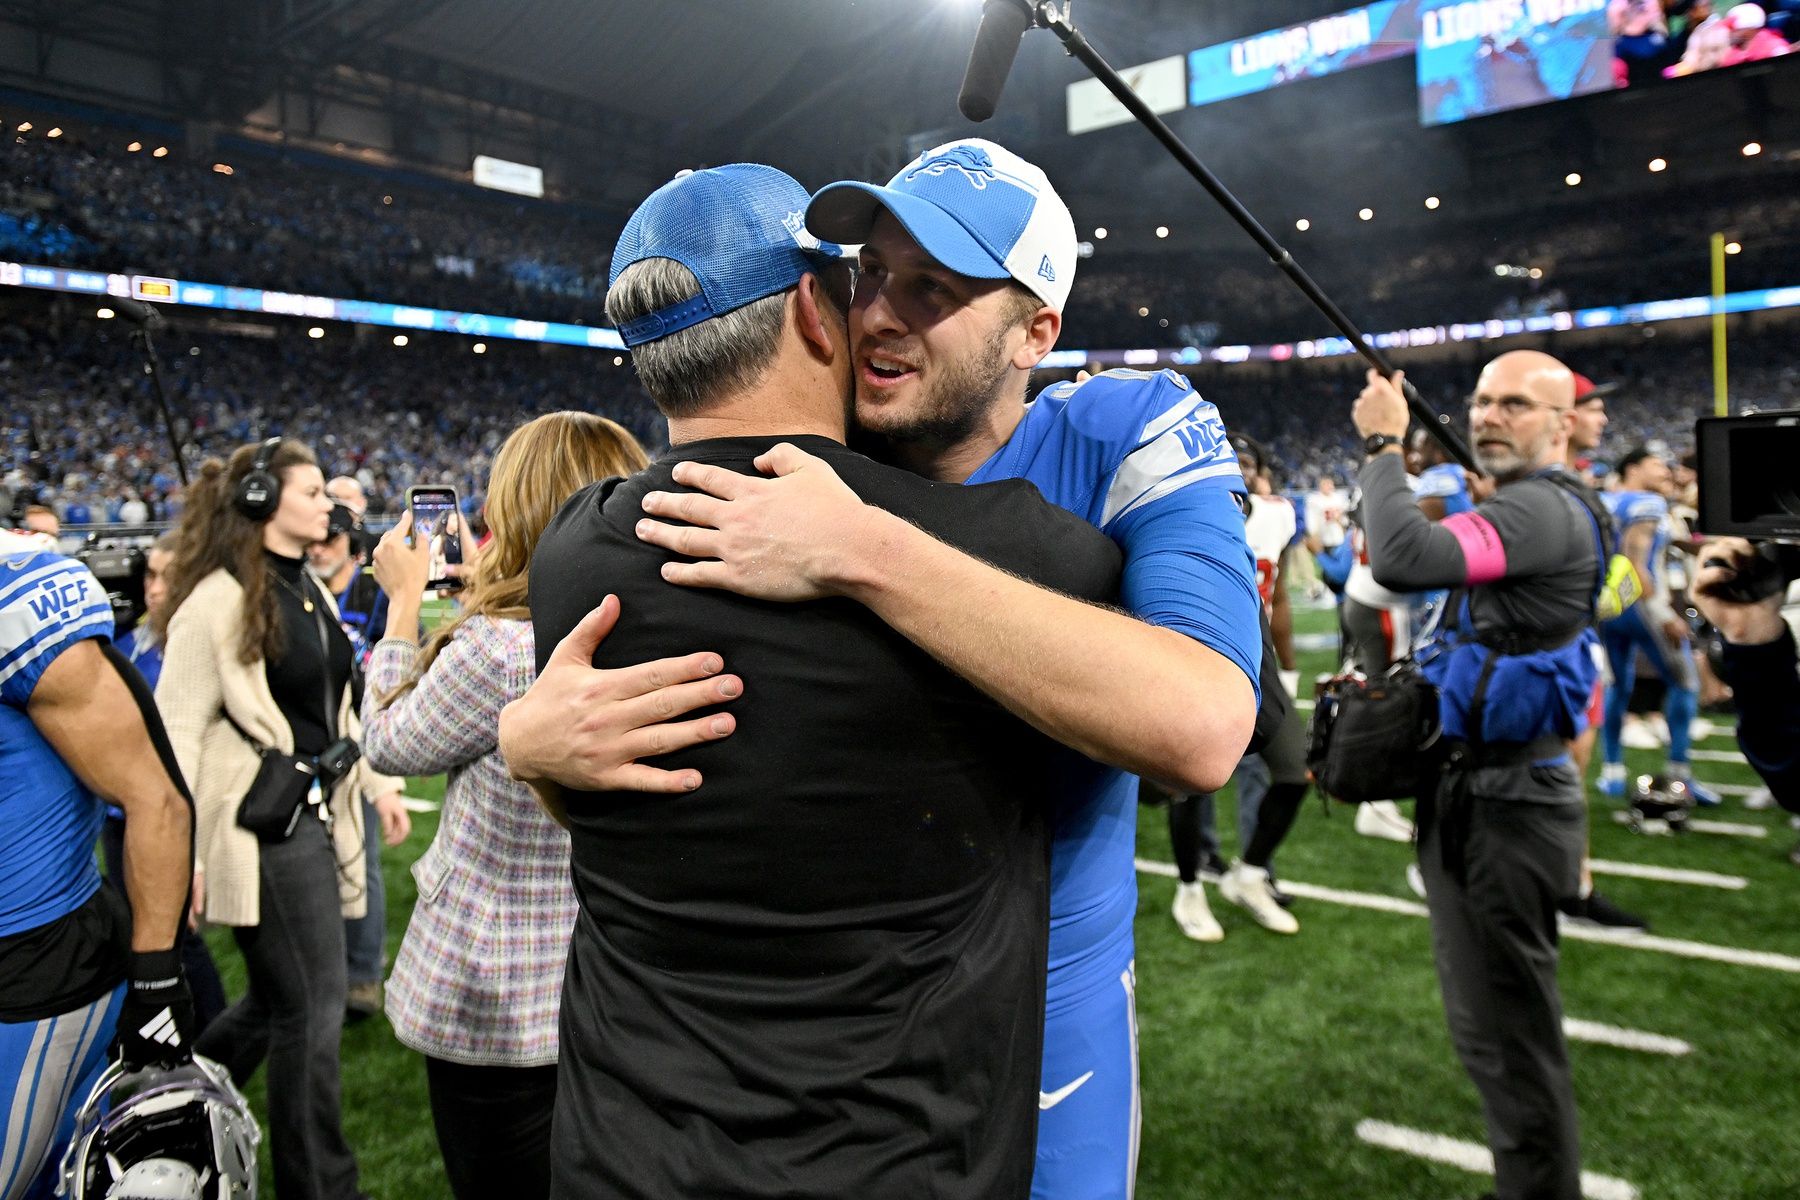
left=233, top=438, right=284, bottom=521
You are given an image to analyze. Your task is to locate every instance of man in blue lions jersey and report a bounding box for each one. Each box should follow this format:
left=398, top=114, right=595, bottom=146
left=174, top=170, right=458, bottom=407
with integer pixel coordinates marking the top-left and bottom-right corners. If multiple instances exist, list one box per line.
left=1596, top=446, right=1717, bottom=804
left=0, top=531, right=196, bottom=1200
left=608, top=140, right=1262, bottom=1199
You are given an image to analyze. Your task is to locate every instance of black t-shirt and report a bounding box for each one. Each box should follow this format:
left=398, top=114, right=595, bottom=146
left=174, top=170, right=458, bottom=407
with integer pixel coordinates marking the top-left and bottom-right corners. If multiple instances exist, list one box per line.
left=531, top=434, right=1121, bottom=1200
left=263, top=551, right=354, bottom=759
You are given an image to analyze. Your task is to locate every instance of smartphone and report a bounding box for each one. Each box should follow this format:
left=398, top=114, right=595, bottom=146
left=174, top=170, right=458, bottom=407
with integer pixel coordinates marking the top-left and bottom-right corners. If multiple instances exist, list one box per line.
left=406, top=485, right=465, bottom=592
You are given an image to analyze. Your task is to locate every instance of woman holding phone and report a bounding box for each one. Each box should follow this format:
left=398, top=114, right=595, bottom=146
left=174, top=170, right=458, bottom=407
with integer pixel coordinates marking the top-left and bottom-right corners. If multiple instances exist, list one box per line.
left=360, top=412, right=647, bottom=1198
left=154, top=437, right=408, bottom=1200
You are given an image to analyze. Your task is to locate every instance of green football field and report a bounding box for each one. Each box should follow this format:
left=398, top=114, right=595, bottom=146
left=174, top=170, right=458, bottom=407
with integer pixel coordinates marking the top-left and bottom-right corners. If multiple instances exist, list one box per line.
left=207, top=601, right=1800, bottom=1199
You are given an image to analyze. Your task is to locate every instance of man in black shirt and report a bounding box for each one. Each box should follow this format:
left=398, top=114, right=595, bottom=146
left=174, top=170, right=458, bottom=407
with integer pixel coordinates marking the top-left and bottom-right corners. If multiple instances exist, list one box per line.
left=530, top=165, right=1119, bottom=1199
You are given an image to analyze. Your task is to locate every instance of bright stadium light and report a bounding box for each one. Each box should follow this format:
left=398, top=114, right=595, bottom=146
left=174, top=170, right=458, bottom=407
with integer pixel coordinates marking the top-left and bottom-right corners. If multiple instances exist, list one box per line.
left=152, top=146, right=168, bottom=158
left=1725, top=242, right=1742, bottom=255
left=1529, top=268, right=1543, bottom=279
left=382, top=195, right=393, bottom=205
left=472, top=342, right=487, bottom=354
left=1137, top=306, right=1150, bottom=317
left=96, top=307, right=115, bottom=319
left=1425, top=196, right=1440, bottom=210
left=1494, top=265, right=1509, bottom=276
left=1742, top=142, right=1762, bottom=157
left=212, top=163, right=234, bottom=175
left=392, top=334, right=409, bottom=346
left=1093, top=227, right=1107, bottom=239
left=126, top=141, right=141, bottom=152
left=307, top=326, right=325, bottom=339
left=1295, top=218, right=1310, bottom=231
left=1648, top=158, right=1667, bottom=173
left=17, top=121, right=30, bottom=132
left=46, top=127, right=62, bottom=138
left=1155, top=226, right=1169, bottom=238
left=1564, top=172, right=1581, bottom=186
left=1358, top=207, right=1374, bottom=221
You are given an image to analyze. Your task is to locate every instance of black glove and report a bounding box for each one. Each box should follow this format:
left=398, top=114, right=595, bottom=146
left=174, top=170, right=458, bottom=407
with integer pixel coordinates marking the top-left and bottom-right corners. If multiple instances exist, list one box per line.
left=115, top=948, right=195, bottom=1071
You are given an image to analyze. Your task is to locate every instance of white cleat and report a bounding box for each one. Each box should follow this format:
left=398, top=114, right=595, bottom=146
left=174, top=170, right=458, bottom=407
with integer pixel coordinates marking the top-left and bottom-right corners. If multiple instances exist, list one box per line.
left=1689, top=717, right=1717, bottom=742
left=1744, top=786, right=1775, bottom=812
left=1354, top=800, right=1415, bottom=843
left=1219, top=860, right=1300, bottom=934
left=1171, top=881, right=1225, bottom=943
left=1620, top=716, right=1663, bottom=751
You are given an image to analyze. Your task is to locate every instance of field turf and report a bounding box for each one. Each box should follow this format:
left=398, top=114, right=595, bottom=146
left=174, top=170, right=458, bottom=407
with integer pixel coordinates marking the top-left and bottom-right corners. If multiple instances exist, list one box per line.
left=207, top=600, right=1800, bottom=1198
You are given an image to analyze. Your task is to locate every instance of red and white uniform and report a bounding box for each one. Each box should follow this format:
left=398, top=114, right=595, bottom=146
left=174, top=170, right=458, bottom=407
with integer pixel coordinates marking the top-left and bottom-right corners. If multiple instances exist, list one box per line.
left=1245, top=493, right=1297, bottom=614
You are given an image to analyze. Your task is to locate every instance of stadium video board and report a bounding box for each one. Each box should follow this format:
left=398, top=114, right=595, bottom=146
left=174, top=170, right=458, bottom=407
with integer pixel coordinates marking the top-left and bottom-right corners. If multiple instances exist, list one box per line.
left=1186, top=1, right=1422, bottom=108
left=1416, top=0, right=1616, bottom=125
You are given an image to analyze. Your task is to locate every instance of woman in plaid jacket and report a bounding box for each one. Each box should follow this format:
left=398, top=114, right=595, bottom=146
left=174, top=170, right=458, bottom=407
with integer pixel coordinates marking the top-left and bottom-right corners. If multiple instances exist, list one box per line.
left=359, top=412, right=647, bottom=1200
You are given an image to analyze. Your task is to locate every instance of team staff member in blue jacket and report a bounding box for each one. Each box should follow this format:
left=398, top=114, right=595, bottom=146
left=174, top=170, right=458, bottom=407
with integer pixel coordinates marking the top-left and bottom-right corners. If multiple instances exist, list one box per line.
left=1354, top=351, right=1605, bottom=1200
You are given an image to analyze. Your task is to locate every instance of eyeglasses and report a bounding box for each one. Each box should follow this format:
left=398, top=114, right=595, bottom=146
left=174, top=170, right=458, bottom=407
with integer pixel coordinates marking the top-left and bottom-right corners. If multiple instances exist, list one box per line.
left=1465, top=394, right=1573, bottom=419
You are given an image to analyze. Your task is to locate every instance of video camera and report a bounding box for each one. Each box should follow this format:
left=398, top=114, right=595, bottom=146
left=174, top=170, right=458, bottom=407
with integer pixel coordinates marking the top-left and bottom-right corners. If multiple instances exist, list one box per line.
left=69, top=528, right=166, bottom=633
left=1695, top=410, right=1800, bottom=603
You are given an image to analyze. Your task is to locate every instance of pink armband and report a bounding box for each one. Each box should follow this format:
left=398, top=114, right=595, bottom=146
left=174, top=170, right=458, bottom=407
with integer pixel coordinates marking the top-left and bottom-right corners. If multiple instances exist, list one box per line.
left=1442, top=511, right=1508, bottom=585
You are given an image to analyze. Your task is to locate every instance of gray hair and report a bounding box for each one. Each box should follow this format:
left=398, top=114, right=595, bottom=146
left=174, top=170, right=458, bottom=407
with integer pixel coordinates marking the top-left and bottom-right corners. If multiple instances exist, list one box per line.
left=606, top=259, right=789, bottom=417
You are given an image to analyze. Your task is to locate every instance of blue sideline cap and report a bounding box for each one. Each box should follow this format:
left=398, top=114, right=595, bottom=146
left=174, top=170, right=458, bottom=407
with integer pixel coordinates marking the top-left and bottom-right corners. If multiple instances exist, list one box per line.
left=806, top=139, right=1077, bottom=312
left=609, top=164, right=845, bottom=348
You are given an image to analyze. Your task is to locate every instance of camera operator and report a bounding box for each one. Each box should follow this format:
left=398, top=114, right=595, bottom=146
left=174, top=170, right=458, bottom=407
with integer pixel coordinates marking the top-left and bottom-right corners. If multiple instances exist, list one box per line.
left=1353, top=350, right=1605, bottom=1200
left=1691, top=538, right=1800, bottom=820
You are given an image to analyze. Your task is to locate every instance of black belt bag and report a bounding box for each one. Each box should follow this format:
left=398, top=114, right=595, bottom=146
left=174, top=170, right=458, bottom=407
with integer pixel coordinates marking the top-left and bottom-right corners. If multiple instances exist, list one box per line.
left=1306, top=659, right=1443, bottom=805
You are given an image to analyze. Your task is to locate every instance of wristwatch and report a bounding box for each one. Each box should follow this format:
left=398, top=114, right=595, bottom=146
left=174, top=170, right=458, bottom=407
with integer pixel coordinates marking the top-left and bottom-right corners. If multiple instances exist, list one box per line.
left=1363, top=433, right=1403, bottom=456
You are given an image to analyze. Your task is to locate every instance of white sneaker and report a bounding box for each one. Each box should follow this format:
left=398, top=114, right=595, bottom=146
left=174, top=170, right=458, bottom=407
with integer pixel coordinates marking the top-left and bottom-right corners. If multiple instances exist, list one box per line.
left=1405, top=862, right=1427, bottom=900
left=1355, top=800, right=1415, bottom=843
left=1648, top=713, right=1673, bottom=746
left=1621, top=717, right=1663, bottom=751
left=1689, top=717, right=1717, bottom=742
left=1219, top=860, right=1300, bottom=934
left=1171, top=881, right=1224, bottom=943
left=1744, top=786, right=1775, bottom=812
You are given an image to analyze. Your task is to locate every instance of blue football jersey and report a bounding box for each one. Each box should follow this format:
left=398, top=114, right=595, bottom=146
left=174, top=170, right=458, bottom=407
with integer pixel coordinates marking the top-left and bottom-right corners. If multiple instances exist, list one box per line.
left=0, top=536, right=114, bottom=938
left=1603, top=489, right=1671, bottom=589
left=1414, top=462, right=1474, bottom=516
left=967, top=369, right=1261, bottom=998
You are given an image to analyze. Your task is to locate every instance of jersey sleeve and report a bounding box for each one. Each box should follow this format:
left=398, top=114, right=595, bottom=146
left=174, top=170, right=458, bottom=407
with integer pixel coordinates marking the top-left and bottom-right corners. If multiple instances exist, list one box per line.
left=1067, top=370, right=1247, bottom=530
left=1413, top=465, right=1464, bottom=500
left=1616, top=491, right=1669, bottom=527
left=0, top=550, right=114, bottom=706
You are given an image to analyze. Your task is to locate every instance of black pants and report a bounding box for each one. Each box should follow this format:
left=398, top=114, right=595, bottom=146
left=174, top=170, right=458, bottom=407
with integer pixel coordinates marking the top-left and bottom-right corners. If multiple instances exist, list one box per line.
left=100, top=814, right=229, bottom=1031
left=424, top=1056, right=557, bottom=1200
left=1167, top=696, right=1311, bottom=879
left=1417, top=764, right=1586, bottom=1200
left=197, top=815, right=360, bottom=1200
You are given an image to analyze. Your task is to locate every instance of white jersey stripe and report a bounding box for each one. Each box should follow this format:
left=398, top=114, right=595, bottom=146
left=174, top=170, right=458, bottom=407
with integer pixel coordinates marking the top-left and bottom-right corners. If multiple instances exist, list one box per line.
left=1108, top=461, right=1243, bottom=528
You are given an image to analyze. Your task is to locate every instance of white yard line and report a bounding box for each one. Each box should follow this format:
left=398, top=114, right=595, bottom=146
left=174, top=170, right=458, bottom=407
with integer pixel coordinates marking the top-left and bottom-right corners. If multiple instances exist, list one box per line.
left=1355, top=1119, right=1640, bottom=1200
left=1562, top=1017, right=1692, bottom=1056
left=1583, top=859, right=1747, bottom=890
left=1135, top=860, right=1800, bottom=973
left=1688, top=747, right=1749, bottom=764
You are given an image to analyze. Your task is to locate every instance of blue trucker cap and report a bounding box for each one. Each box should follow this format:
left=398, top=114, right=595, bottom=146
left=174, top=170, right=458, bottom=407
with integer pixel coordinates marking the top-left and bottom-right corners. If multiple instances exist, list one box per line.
left=805, top=139, right=1077, bottom=312
left=608, top=164, right=845, bottom=348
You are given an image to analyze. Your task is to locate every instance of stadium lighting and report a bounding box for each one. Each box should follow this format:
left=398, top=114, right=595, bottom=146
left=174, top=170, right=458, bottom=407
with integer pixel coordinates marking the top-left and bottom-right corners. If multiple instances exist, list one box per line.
left=1093, top=227, right=1107, bottom=239
left=1154, top=226, right=1169, bottom=238
left=152, top=146, right=168, bottom=158
left=126, top=141, right=141, bottom=152
left=1529, top=268, right=1544, bottom=279
left=1294, top=218, right=1310, bottom=231
left=1725, top=242, right=1743, bottom=255
left=472, top=342, right=487, bottom=354
left=212, top=163, right=234, bottom=176
left=96, top=307, right=115, bottom=319
left=1425, top=196, right=1440, bottom=210
left=1742, top=142, right=1762, bottom=157
left=307, top=326, right=325, bottom=339
left=1494, top=265, right=1509, bottom=276
left=392, top=334, right=409, bottom=346
left=1648, top=158, right=1667, bottom=173
left=1564, top=172, right=1581, bottom=186
left=382, top=195, right=393, bottom=206
left=46, top=127, right=61, bottom=138
left=1358, top=207, right=1373, bottom=221
left=613, top=356, right=625, bottom=366
left=1137, top=306, right=1150, bottom=317
left=16, top=121, right=30, bottom=132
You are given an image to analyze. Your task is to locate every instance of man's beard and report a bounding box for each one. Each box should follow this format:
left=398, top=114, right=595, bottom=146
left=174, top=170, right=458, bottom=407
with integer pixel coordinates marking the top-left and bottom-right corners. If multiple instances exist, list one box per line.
left=857, top=320, right=1012, bottom=449
left=1474, top=428, right=1551, bottom=482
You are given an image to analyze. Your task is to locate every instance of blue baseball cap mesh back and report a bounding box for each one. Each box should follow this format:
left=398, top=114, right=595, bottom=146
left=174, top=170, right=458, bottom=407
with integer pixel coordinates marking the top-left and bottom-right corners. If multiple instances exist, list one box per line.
left=609, top=164, right=844, bottom=348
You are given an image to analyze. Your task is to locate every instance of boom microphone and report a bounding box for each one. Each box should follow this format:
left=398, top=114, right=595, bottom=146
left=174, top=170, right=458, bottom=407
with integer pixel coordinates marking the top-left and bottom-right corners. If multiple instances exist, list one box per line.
left=958, top=0, right=1035, bottom=122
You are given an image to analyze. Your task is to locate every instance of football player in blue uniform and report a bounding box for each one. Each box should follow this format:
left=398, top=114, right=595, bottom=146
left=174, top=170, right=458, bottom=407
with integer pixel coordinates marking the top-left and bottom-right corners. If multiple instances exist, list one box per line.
left=604, top=140, right=1262, bottom=1199
left=1597, top=447, right=1717, bottom=804
left=0, top=532, right=196, bottom=1200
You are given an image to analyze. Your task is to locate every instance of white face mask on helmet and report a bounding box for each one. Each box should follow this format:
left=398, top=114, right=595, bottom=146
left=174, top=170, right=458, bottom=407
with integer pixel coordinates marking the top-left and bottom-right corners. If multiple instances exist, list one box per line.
left=58, top=1055, right=260, bottom=1200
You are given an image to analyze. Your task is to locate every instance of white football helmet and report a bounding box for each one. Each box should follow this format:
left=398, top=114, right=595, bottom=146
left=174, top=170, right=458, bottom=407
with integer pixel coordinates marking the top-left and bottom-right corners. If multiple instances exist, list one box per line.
left=58, top=1054, right=260, bottom=1200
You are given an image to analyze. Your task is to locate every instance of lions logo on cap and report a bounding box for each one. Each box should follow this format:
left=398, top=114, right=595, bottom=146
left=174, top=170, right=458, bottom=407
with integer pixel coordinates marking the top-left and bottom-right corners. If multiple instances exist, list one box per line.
left=905, top=144, right=997, bottom=190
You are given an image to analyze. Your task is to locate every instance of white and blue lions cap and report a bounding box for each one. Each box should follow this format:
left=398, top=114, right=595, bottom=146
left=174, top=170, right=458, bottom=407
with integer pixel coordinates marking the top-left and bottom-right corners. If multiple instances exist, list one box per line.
left=609, top=164, right=845, bottom=348
left=805, top=139, right=1077, bottom=313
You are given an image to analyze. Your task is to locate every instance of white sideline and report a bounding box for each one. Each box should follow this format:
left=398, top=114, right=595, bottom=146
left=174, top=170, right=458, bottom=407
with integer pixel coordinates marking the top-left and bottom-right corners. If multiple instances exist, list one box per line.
left=1355, top=1119, right=1640, bottom=1200
left=1135, top=860, right=1800, bottom=973
left=1688, top=747, right=1749, bottom=764
left=1562, top=1017, right=1692, bottom=1056
left=1583, top=859, right=1747, bottom=890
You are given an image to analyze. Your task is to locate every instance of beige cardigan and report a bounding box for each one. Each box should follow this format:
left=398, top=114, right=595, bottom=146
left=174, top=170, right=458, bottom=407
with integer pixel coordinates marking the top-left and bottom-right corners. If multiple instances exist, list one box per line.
left=156, top=567, right=402, bottom=927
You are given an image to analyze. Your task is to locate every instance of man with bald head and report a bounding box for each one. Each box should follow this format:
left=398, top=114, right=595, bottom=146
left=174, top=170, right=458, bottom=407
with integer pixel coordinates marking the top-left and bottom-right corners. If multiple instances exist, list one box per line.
left=1354, top=349, right=1608, bottom=1200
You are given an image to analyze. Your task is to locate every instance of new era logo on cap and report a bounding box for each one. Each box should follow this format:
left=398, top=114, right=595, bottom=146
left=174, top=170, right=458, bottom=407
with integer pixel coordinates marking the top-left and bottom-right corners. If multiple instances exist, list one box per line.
left=807, top=138, right=1077, bottom=313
